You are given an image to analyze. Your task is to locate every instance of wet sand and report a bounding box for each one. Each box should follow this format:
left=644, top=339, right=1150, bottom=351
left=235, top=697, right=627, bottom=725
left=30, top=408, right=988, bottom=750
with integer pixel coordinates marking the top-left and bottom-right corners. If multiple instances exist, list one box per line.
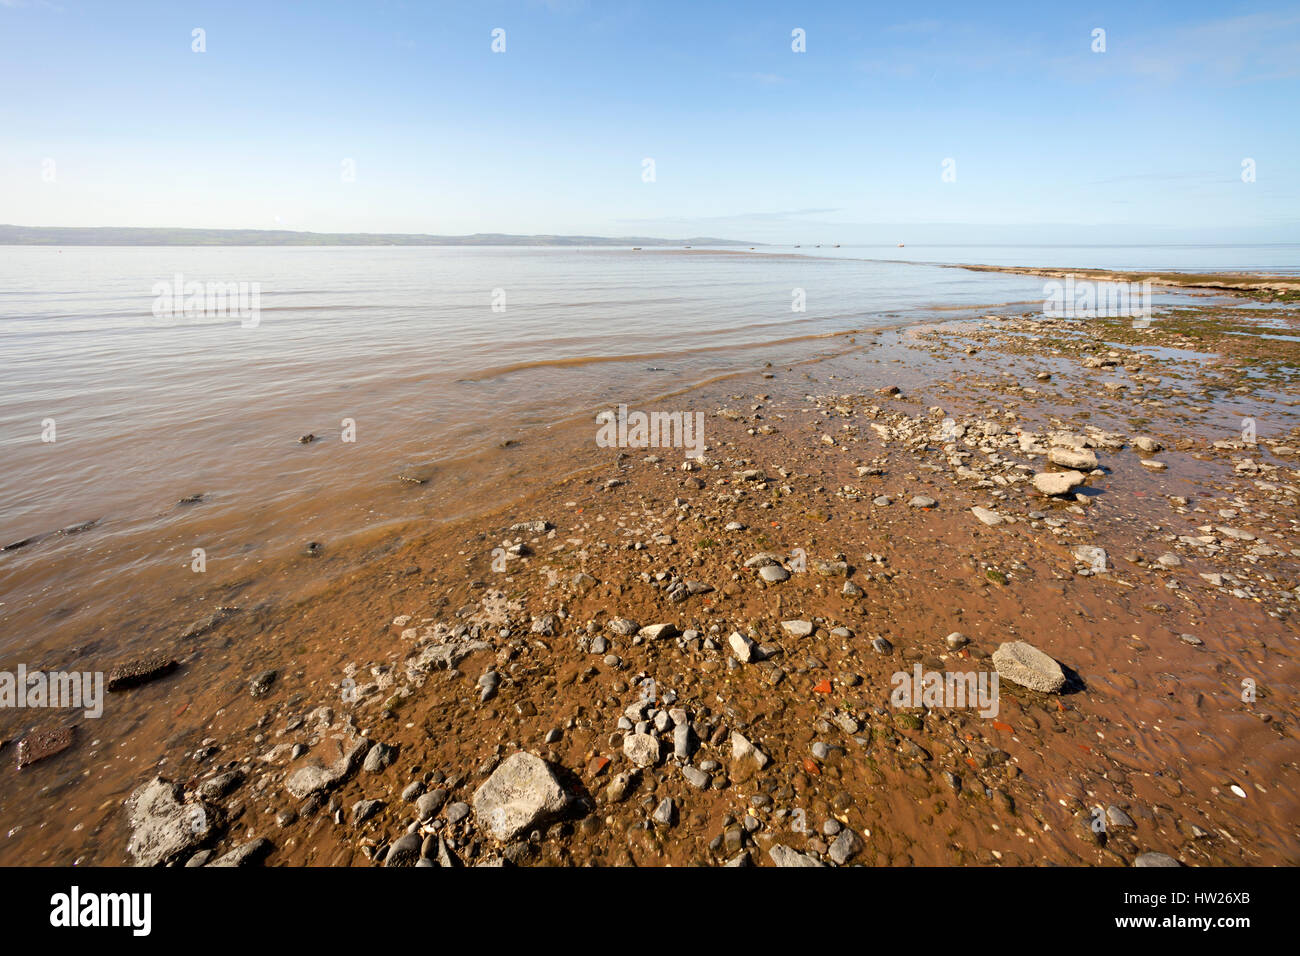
left=2, top=294, right=1298, bottom=866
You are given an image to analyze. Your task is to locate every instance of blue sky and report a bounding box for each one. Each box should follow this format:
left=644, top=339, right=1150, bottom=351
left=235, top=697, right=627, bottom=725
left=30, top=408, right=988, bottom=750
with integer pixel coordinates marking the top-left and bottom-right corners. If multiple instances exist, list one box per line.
left=2, top=0, right=1298, bottom=242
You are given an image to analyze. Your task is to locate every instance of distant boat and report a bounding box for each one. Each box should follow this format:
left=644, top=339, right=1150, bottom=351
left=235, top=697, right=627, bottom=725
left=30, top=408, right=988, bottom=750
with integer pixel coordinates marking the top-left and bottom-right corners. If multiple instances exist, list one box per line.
left=833, top=243, right=840, bottom=248
left=632, top=246, right=641, bottom=250
left=794, top=244, right=800, bottom=248
left=897, top=242, right=905, bottom=247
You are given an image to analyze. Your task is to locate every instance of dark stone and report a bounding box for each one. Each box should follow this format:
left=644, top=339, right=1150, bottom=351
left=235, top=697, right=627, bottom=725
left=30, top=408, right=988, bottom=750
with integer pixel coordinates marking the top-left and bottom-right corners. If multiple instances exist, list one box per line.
left=107, top=657, right=179, bottom=691
left=249, top=670, right=278, bottom=698
left=16, top=727, right=75, bottom=768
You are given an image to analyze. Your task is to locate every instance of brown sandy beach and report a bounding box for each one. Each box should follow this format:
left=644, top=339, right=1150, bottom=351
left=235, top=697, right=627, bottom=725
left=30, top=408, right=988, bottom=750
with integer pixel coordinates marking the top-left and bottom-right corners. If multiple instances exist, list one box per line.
left=2, top=284, right=1298, bottom=867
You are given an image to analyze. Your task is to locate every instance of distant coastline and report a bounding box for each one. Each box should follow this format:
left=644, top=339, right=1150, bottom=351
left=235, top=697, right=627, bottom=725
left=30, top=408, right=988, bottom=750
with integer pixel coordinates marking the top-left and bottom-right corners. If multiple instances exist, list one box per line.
left=0, top=224, right=756, bottom=248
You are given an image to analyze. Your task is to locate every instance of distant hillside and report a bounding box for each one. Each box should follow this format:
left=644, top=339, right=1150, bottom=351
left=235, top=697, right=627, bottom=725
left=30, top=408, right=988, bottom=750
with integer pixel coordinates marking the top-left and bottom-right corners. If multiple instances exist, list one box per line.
left=0, top=224, right=755, bottom=247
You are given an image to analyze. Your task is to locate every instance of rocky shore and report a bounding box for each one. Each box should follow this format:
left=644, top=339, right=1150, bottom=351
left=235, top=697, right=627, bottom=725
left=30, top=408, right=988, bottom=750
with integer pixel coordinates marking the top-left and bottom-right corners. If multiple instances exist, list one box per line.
left=6, top=296, right=1299, bottom=867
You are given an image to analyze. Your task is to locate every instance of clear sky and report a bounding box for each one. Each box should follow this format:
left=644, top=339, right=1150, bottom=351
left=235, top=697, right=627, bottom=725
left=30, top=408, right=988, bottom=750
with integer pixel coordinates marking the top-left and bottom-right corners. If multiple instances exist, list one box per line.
left=2, top=0, right=1297, bottom=242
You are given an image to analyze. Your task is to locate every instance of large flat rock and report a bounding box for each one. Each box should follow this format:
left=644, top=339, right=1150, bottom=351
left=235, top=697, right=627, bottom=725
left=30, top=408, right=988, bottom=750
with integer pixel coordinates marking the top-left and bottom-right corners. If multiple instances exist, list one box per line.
left=1032, top=470, right=1086, bottom=496
left=126, top=776, right=218, bottom=867
left=285, top=736, right=371, bottom=800
left=992, top=640, right=1066, bottom=693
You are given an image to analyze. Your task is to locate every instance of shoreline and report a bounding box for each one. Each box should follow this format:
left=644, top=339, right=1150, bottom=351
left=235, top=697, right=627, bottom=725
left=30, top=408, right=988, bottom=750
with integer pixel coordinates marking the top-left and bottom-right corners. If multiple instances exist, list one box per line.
left=3, top=294, right=1297, bottom=866
left=0, top=293, right=1042, bottom=658
left=944, top=263, right=1300, bottom=298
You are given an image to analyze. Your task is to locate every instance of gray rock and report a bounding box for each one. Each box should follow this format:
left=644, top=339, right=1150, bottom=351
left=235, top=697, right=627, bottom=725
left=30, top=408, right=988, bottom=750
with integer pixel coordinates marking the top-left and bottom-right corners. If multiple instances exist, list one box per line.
left=1071, top=544, right=1108, bottom=571
left=623, top=733, right=661, bottom=768
left=1134, top=851, right=1181, bottom=867
left=673, top=722, right=694, bottom=760
left=363, top=742, right=398, bottom=773
left=829, top=827, right=863, bottom=865
left=249, top=669, right=277, bottom=698
left=992, top=640, right=1066, bottom=693
left=285, top=736, right=371, bottom=799
left=908, top=495, right=937, bottom=509
left=445, top=801, right=471, bottom=825
left=728, top=631, right=757, bottom=663
left=758, top=565, right=789, bottom=583
left=730, top=731, right=769, bottom=770
left=834, top=714, right=860, bottom=735
left=652, top=797, right=676, bottom=826
left=768, top=844, right=825, bottom=867
left=780, top=620, right=813, bottom=637
left=197, top=769, right=244, bottom=801
left=209, top=837, right=273, bottom=867
left=351, top=799, right=384, bottom=825
left=125, top=777, right=218, bottom=867
left=1049, top=446, right=1099, bottom=470
left=638, top=623, right=678, bottom=640
left=385, top=832, right=423, bottom=866
left=1106, top=805, right=1136, bottom=829
left=605, top=771, right=635, bottom=802
left=682, top=766, right=711, bottom=790
left=471, top=751, right=570, bottom=842
left=415, top=789, right=448, bottom=820
left=433, top=835, right=462, bottom=868
left=1032, top=470, right=1086, bottom=496
left=412, top=640, right=491, bottom=672
left=401, top=781, right=424, bottom=802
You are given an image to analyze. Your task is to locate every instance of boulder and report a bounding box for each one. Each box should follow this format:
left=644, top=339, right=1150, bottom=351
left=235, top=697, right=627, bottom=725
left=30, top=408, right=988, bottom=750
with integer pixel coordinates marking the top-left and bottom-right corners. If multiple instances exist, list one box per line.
left=125, top=776, right=218, bottom=867
left=1048, top=446, right=1099, bottom=470
left=992, top=641, right=1066, bottom=693
left=1032, top=470, right=1086, bottom=496
left=472, top=751, right=570, bottom=842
